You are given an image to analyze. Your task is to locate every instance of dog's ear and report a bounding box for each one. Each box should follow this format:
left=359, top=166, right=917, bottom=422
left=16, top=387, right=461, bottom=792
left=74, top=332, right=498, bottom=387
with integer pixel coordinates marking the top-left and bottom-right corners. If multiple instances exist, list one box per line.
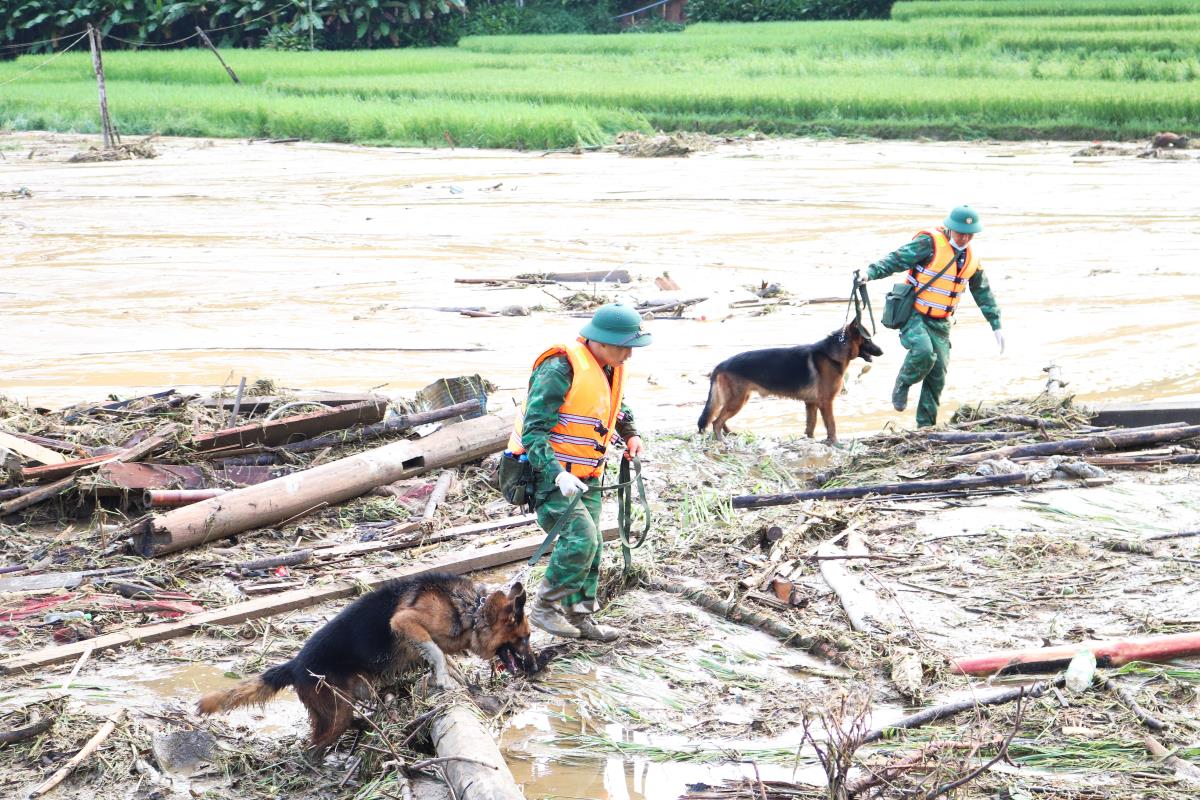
left=508, top=583, right=526, bottom=624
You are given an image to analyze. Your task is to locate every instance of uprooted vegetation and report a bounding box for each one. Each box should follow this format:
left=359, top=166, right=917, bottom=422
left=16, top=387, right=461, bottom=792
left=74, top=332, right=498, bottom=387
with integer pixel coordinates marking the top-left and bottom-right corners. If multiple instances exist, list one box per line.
left=2, top=389, right=1199, bottom=799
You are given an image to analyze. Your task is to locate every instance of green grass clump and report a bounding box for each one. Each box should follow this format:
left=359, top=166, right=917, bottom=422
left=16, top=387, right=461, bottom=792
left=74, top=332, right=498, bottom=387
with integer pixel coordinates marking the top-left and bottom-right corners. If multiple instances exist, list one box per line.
left=2, top=3, right=1199, bottom=148
left=893, top=0, right=1200, bottom=21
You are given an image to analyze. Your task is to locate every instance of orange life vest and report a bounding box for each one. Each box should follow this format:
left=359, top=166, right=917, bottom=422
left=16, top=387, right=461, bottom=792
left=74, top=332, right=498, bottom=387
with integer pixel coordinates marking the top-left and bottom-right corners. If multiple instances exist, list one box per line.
left=908, top=228, right=979, bottom=319
left=507, top=338, right=625, bottom=479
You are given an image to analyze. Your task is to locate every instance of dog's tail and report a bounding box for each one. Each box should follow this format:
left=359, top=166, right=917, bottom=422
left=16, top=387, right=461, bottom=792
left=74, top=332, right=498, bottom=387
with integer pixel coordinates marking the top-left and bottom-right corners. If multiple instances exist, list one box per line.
left=697, top=370, right=719, bottom=432
left=197, top=663, right=293, bottom=715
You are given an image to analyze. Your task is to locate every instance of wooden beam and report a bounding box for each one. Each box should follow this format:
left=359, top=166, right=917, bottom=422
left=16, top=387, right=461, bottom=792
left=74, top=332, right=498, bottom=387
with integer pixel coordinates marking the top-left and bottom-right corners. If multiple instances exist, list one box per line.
left=0, top=431, right=67, bottom=465
left=0, top=526, right=616, bottom=675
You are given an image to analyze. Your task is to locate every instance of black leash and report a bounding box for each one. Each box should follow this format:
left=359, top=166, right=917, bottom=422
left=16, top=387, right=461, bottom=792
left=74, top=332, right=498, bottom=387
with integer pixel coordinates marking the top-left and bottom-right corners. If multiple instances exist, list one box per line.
left=843, top=269, right=877, bottom=337
left=526, top=455, right=651, bottom=575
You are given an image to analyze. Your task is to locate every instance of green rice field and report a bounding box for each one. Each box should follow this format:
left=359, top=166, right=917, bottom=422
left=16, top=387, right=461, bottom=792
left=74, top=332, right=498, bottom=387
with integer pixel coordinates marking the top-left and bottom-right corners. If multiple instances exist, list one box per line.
left=1, top=0, right=1198, bottom=149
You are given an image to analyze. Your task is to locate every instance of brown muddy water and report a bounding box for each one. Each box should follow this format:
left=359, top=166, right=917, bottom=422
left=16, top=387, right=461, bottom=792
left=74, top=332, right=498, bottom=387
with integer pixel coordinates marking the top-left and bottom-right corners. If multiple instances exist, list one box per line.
left=3, top=132, right=1199, bottom=436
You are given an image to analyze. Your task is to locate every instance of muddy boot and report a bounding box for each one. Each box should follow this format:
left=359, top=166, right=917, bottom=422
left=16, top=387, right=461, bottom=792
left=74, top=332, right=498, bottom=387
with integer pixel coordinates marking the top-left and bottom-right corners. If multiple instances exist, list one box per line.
left=891, top=379, right=910, bottom=412
left=528, top=593, right=581, bottom=639
left=569, top=613, right=621, bottom=643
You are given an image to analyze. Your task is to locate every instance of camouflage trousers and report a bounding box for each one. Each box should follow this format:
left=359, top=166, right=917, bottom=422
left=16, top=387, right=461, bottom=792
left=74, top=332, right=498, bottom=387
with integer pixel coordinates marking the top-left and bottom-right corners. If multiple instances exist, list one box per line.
left=535, top=476, right=604, bottom=613
left=895, top=312, right=953, bottom=428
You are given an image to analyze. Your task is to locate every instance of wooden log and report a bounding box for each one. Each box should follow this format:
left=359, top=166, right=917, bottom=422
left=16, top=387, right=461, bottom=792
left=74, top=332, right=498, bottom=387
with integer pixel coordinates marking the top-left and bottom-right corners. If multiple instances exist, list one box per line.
left=1103, top=677, right=1167, bottom=731
left=314, top=515, right=537, bottom=563
left=231, top=550, right=314, bottom=572
left=948, top=424, right=1200, bottom=466
left=428, top=702, right=523, bottom=800
left=863, top=681, right=1054, bottom=744
left=0, top=486, right=38, bottom=502
left=422, top=470, right=455, bottom=522
left=0, top=476, right=74, bottom=516
left=0, top=431, right=67, bottom=465
left=0, top=715, right=53, bottom=746
left=529, top=268, right=631, bottom=283
left=732, top=472, right=1029, bottom=510
left=133, top=413, right=511, bottom=557
left=817, top=539, right=887, bottom=634
left=188, top=398, right=387, bottom=453
left=0, top=526, right=616, bottom=675
left=200, top=392, right=379, bottom=416
left=85, top=24, right=116, bottom=152
left=924, top=431, right=1028, bottom=443
left=950, top=632, right=1200, bottom=676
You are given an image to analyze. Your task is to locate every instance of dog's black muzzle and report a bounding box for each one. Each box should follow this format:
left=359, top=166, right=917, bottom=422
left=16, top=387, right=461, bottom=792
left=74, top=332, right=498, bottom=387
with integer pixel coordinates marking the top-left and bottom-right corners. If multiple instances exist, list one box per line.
left=496, top=641, right=539, bottom=676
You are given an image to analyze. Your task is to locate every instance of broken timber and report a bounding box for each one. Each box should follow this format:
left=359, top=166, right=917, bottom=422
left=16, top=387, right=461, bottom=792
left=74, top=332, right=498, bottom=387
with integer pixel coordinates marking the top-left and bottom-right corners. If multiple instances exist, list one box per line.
left=131, top=413, right=512, bottom=556
left=732, top=472, right=1029, bottom=509
left=0, top=430, right=67, bottom=465
left=948, top=423, right=1200, bottom=465
left=429, top=699, right=524, bottom=800
left=200, top=392, right=380, bottom=416
left=0, top=526, right=617, bottom=676
left=188, top=398, right=387, bottom=452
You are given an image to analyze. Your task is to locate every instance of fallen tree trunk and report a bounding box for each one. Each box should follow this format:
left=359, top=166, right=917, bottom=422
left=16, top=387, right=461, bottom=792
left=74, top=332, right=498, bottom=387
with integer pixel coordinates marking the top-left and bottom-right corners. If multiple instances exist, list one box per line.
left=131, top=413, right=511, bottom=557
left=951, top=632, right=1200, bottom=676
left=732, top=472, right=1029, bottom=510
left=948, top=424, right=1200, bottom=465
left=428, top=700, right=523, bottom=800
left=0, top=526, right=617, bottom=675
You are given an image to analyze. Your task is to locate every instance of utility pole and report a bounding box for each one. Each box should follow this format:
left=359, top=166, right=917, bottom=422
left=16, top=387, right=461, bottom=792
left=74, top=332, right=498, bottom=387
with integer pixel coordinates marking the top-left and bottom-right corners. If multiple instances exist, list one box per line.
left=86, top=24, right=117, bottom=149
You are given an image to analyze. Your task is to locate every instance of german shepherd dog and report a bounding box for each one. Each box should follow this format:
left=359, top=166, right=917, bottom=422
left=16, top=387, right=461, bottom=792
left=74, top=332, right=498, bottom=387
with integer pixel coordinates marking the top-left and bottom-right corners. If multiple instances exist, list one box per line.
left=197, top=572, right=536, bottom=753
left=698, top=322, right=883, bottom=444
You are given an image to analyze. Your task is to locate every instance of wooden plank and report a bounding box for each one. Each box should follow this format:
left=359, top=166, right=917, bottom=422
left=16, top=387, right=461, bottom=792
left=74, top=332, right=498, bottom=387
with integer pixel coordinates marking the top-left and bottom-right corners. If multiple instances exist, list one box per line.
left=0, top=526, right=616, bottom=675
left=188, top=399, right=387, bottom=452
left=0, top=431, right=67, bottom=466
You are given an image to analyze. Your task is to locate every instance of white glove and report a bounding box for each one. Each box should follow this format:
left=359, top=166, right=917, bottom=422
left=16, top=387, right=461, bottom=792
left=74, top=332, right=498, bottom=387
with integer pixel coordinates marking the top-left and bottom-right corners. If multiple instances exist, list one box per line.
left=555, top=471, right=588, bottom=498
left=994, top=329, right=1006, bottom=354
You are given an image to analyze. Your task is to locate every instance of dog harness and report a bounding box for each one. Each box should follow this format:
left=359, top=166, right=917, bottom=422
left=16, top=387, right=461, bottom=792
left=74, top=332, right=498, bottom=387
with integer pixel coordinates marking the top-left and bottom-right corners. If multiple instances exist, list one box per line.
left=908, top=228, right=979, bottom=319
left=508, top=338, right=625, bottom=479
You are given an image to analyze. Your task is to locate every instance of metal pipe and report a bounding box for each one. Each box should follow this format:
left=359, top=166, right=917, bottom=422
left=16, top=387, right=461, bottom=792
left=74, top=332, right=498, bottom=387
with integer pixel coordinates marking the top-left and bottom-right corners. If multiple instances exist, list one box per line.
left=144, top=489, right=227, bottom=508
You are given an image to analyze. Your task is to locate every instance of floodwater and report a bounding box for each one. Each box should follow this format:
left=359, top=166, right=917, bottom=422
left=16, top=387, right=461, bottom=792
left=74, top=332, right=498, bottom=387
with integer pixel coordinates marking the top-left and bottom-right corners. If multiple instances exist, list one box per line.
left=3, top=133, right=1199, bottom=437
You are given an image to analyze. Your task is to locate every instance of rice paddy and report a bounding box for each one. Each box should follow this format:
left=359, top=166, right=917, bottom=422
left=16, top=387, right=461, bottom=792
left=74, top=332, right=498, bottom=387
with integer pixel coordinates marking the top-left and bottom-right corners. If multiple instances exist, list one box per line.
left=1, top=0, right=1197, bottom=147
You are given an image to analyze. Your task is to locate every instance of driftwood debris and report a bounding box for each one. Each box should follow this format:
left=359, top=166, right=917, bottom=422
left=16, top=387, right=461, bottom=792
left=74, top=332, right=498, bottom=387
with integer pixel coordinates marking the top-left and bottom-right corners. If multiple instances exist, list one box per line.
left=948, top=423, right=1200, bottom=465
left=0, top=715, right=53, bottom=746
left=816, top=537, right=897, bottom=634
left=1144, top=734, right=1200, bottom=785
left=863, top=681, right=1054, bottom=744
left=0, top=527, right=616, bottom=675
left=428, top=698, right=523, bottom=800
left=1103, top=677, right=1167, bottom=731
left=422, top=470, right=456, bottom=522
left=28, top=708, right=125, bottom=798
left=732, top=472, right=1029, bottom=509
left=188, top=398, right=387, bottom=453
left=131, top=413, right=511, bottom=557
left=951, top=631, right=1200, bottom=676
left=200, top=392, right=379, bottom=416
left=645, top=576, right=852, bottom=663
left=0, top=430, right=67, bottom=465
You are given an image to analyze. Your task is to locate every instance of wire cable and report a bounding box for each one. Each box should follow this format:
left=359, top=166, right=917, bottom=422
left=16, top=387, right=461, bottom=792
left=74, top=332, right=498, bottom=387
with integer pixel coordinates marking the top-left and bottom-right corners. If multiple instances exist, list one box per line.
left=0, top=30, right=90, bottom=89
left=102, top=7, right=287, bottom=48
left=0, top=31, right=87, bottom=52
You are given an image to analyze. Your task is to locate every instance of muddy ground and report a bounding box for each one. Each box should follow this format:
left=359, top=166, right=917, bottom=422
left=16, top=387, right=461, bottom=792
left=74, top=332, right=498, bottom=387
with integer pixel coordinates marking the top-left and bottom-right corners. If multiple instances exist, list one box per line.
left=2, top=132, right=1199, bottom=800
left=2, top=131, right=1199, bottom=434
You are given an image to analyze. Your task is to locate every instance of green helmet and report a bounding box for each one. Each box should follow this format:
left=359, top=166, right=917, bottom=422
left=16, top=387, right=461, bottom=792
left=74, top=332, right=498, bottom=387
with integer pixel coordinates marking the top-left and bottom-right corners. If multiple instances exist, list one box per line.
left=944, top=205, right=983, bottom=234
left=579, top=303, right=652, bottom=348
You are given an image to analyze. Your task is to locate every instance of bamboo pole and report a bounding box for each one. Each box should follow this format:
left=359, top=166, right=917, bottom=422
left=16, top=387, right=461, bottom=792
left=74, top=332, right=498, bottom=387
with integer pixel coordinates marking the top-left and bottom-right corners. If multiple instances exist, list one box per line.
left=195, top=27, right=240, bottom=84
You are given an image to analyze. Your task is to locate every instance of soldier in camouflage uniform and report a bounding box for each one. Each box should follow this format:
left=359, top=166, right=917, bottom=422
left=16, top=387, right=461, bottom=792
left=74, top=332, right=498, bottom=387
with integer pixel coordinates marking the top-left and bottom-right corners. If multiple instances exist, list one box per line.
left=860, top=205, right=1004, bottom=428
left=507, top=304, right=649, bottom=641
